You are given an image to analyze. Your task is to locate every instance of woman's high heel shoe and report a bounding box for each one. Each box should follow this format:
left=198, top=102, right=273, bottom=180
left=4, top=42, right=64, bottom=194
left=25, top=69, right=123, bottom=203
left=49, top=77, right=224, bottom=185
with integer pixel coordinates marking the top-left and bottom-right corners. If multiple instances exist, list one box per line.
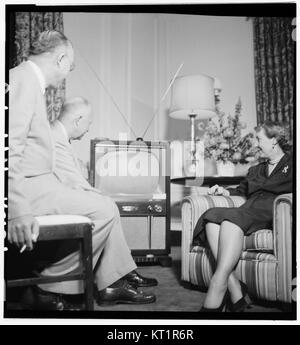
left=200, top=290, right=230, bottom=312
left=227, top=280, right=252, bottom=312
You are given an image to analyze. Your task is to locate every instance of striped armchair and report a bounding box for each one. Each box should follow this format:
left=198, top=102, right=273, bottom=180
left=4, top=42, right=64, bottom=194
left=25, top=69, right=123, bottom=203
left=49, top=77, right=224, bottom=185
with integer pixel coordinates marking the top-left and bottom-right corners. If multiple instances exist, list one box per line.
left=181, top=193, right=293, bottom=303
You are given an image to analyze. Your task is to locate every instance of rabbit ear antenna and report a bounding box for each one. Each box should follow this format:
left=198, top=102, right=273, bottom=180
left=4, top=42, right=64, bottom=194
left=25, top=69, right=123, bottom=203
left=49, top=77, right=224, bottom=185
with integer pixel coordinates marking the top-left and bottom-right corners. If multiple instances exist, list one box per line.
left=141, top=62, right=184, bottom=140
left=77, top=49, right=138, bottom=139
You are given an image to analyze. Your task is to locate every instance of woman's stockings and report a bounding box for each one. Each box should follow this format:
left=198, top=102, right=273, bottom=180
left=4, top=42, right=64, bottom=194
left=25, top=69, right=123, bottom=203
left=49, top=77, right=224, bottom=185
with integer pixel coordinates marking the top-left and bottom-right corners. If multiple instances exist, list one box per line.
left=204, top=221, right=244, bottom=308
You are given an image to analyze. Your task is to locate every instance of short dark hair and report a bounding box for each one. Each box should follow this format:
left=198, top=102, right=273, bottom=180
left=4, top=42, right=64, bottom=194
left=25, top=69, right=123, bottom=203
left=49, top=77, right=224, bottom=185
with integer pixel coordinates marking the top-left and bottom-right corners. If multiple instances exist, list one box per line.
left=29, top=30, right=70, bottom=56
left=255, top=120, right=291, bottom=152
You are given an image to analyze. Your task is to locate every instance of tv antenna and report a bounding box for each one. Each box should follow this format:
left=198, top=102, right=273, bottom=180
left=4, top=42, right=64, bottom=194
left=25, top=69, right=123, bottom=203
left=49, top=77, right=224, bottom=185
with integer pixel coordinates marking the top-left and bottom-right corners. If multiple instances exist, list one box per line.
left=78, top=49, right=183, bottom=141
left=78, top=50, right=138, bottom=139
left=141, top=62, right=184, bottom=139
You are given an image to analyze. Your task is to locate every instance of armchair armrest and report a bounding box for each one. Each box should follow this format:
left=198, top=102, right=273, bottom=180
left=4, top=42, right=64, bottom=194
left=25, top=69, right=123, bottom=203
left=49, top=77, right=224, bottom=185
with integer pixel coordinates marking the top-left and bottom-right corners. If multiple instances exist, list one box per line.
left=181, top=194, right=246, bottom=282
left=273, top=193, right=293, bottom=303
left=170, top=184, right=209, bottom=231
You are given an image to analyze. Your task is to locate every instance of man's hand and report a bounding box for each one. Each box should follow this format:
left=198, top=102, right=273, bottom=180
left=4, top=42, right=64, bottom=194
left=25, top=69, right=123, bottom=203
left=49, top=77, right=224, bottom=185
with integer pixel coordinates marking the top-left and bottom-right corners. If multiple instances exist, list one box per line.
left=8, top=215, right=39, bottom=251
left=207, top=184, right=230, bottom=196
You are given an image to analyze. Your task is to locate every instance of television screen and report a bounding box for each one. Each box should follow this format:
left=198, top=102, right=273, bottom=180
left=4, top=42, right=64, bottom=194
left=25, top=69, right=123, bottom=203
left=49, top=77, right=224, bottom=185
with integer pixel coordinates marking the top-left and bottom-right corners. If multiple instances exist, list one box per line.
left=93, top=141, right=167, bottom=201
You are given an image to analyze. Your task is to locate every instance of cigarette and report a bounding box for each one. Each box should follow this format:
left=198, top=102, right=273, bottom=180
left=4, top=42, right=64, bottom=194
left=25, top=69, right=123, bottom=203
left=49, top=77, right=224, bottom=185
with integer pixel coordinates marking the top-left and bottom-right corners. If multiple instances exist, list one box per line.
left=19, top=233, right=38, bottom=253
left=19, top=244, right=26, bottom=253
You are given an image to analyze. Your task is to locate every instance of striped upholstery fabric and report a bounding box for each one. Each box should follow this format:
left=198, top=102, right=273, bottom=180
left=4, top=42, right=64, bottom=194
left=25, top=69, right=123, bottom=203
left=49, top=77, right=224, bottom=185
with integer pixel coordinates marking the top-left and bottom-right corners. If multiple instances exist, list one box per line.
left=181, top=192, right=293, bottom=303
left=188, top=249, right=277, bottom=301
left=191, top=229, right=274, bottom=252
left=274, top=194, right=293, bottom=303
left=243, top=230, right=273, bottom=251
left=189, top=247, right=214, bottom=288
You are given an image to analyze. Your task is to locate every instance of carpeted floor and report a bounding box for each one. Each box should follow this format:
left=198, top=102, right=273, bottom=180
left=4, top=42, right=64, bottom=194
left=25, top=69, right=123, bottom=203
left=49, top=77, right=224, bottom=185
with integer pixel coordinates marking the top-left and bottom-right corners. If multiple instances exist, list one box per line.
left=95, top=246, right=284, bottom=316
left=6, top=246, right=293, bottom=320
left=96, top=247, right=204, bottom=313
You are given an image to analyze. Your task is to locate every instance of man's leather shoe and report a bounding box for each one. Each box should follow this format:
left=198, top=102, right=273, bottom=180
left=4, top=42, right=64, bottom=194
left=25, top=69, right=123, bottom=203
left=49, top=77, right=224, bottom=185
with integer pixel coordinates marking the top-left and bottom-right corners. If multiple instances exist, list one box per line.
left=19, top=286, right=84, bottom=311
left=124, top=270, right=158, bottom=288
left=97, top=281, right=156, bottom=305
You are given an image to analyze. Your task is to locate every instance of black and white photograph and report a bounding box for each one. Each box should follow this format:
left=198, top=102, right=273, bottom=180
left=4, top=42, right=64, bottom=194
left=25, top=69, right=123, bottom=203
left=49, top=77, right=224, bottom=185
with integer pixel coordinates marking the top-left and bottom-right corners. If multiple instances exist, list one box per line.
left=1, top=0, right=297, bottom=326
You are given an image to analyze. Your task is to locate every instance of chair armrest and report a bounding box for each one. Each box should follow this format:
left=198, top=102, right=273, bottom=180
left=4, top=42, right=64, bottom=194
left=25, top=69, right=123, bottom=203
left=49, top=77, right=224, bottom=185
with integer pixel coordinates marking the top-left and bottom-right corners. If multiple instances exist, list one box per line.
left=273, top=193, right=293, bottom=303
left=35, top=215, right=93, bottom=241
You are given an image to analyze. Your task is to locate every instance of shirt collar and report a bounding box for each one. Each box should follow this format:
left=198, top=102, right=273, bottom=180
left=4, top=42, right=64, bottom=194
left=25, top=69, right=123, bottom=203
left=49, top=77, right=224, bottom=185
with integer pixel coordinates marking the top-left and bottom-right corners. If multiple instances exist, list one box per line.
left=57, top=120, right=70, bottom=143
left=267, top=153, right=286, bottom=165
left=27, top=60, right=46, bottom=94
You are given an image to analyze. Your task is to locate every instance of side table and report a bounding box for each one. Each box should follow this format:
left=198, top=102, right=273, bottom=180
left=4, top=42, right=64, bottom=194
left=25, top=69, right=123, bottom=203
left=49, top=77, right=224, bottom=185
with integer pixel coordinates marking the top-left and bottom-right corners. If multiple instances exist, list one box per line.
left=171, top=176, right=245, bottom=187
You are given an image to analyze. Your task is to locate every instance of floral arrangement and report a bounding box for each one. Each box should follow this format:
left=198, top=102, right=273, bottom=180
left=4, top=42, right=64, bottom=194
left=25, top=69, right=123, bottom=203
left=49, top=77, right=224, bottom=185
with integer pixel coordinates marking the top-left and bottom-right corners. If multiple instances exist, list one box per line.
left=199, top=98, right=259, bottom=165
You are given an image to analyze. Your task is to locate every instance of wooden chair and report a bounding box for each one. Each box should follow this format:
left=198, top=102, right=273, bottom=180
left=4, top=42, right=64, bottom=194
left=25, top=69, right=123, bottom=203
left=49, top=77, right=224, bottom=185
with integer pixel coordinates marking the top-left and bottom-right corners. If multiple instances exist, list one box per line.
left=6, top=215, right=94, bottom=311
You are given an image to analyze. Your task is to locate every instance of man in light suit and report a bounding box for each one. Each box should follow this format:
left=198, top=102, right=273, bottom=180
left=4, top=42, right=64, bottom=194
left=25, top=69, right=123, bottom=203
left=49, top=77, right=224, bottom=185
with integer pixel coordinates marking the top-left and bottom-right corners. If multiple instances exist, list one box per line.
left=50, top=96, right=158, bottom=291
left=7, top=30, right=156, bottom=309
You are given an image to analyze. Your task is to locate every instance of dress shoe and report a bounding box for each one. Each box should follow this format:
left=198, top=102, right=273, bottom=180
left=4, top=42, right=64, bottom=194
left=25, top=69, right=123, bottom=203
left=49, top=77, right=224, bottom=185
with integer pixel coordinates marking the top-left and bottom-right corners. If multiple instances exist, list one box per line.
left=227, top=280, right=252, bottom=312
left=19, top=286, right=84, bottom=311
left=97, top=280, right=156, bottom=305
left=124, top=270, right=158, bottom=288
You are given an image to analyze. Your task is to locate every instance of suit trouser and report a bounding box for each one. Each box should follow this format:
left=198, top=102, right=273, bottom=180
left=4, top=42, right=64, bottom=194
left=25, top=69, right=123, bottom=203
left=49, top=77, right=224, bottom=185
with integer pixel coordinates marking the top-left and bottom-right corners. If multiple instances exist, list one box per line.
left=22, top=173, right=137, bottom=294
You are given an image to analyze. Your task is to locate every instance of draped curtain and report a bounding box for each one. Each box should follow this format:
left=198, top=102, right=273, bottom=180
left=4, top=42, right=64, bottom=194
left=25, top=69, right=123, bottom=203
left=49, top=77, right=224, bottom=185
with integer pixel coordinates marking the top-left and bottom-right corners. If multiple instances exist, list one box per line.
left=252, top=17, right=295, bottom=140
left=12, top=12, right=65, bottom=122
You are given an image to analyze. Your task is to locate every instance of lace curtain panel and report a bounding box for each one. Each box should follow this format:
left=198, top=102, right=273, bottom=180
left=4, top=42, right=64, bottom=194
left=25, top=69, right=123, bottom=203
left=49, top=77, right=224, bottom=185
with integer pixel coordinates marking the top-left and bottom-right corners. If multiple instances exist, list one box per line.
left=253, top=17, right=295, bottom=140
left=11, top=12, right=65, bottom=122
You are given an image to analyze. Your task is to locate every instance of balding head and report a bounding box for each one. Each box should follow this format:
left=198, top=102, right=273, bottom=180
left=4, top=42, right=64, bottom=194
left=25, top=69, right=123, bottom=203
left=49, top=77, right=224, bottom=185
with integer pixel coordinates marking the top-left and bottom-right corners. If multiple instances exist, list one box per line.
left=58, top=97, right=92, bottom=141
left=28, top=30, right=75, bottom=87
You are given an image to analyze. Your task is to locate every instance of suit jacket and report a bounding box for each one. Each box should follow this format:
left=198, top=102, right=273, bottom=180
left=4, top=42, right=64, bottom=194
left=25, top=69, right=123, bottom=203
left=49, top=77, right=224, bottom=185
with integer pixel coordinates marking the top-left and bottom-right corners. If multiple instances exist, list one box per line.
left=227, top=152, right=293, bottom=211
left=51, top=121, right=101, bottom=194
left=8, top=62, right=54, bottom=220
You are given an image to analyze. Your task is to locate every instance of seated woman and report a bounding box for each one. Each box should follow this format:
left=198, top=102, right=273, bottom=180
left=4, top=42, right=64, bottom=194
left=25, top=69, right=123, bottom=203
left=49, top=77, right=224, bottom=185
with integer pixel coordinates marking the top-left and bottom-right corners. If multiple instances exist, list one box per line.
left=193, top=121, right=293, bottom=312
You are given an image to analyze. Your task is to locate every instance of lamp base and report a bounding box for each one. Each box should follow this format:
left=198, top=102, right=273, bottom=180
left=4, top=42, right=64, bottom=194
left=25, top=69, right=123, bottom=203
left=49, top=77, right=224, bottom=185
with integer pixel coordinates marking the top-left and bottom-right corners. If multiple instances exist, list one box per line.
left=189, top=113, right=197, bottom=161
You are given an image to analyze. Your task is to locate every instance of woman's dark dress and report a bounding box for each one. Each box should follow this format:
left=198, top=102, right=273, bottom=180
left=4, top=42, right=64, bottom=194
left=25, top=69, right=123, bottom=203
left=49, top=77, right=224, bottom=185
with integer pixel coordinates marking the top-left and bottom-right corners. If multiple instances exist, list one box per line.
left=193, top=153, right=293, bottom=245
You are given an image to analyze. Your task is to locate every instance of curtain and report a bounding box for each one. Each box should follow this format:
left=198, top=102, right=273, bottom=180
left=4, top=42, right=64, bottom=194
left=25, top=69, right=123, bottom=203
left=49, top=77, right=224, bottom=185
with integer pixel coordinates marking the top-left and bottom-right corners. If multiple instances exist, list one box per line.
left=12, top=12, right=65, bottom=122
left=253, top=17, right=295, bottom=140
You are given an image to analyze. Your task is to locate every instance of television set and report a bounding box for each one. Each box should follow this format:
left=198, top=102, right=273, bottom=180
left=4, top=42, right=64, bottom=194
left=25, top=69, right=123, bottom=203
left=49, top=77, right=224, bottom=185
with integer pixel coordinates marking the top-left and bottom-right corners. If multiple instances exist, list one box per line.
left=90, top=139, right=171, bottom=266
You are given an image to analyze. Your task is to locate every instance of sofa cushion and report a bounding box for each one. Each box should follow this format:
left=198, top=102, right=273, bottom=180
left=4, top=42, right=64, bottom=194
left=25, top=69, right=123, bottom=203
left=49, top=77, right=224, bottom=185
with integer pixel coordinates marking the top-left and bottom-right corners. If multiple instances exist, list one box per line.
left=191, top=229, right=273, bottom=253
left=188, top=249, right=277, bottom=300
left=242, top=229, right=273, bottom=252
left=236, top=252, right=277, bottom=301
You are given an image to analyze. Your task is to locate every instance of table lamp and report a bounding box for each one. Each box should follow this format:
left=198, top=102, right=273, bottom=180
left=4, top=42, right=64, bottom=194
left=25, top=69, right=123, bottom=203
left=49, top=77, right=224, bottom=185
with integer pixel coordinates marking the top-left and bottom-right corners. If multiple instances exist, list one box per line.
left=169, top=74, right=216, bottom=174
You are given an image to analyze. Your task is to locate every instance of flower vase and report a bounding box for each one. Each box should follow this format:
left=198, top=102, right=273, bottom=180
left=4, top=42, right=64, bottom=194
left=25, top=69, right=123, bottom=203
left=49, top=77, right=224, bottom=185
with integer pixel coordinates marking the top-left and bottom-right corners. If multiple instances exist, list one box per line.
left=216, top=161, right=235, bottom=176
left=204, top=158, right=217, bottom=176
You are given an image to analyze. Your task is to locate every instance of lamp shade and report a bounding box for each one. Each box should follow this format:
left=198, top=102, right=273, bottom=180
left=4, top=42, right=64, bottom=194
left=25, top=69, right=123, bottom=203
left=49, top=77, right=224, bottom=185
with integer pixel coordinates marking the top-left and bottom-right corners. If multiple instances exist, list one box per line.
left=169, top=74, right=216, bottom=120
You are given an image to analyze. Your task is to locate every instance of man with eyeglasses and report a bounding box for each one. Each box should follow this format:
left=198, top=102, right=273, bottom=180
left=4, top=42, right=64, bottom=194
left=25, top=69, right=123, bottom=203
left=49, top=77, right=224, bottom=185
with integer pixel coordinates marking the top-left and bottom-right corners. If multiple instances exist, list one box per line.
left=7, top=30, right=157, bottom=310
